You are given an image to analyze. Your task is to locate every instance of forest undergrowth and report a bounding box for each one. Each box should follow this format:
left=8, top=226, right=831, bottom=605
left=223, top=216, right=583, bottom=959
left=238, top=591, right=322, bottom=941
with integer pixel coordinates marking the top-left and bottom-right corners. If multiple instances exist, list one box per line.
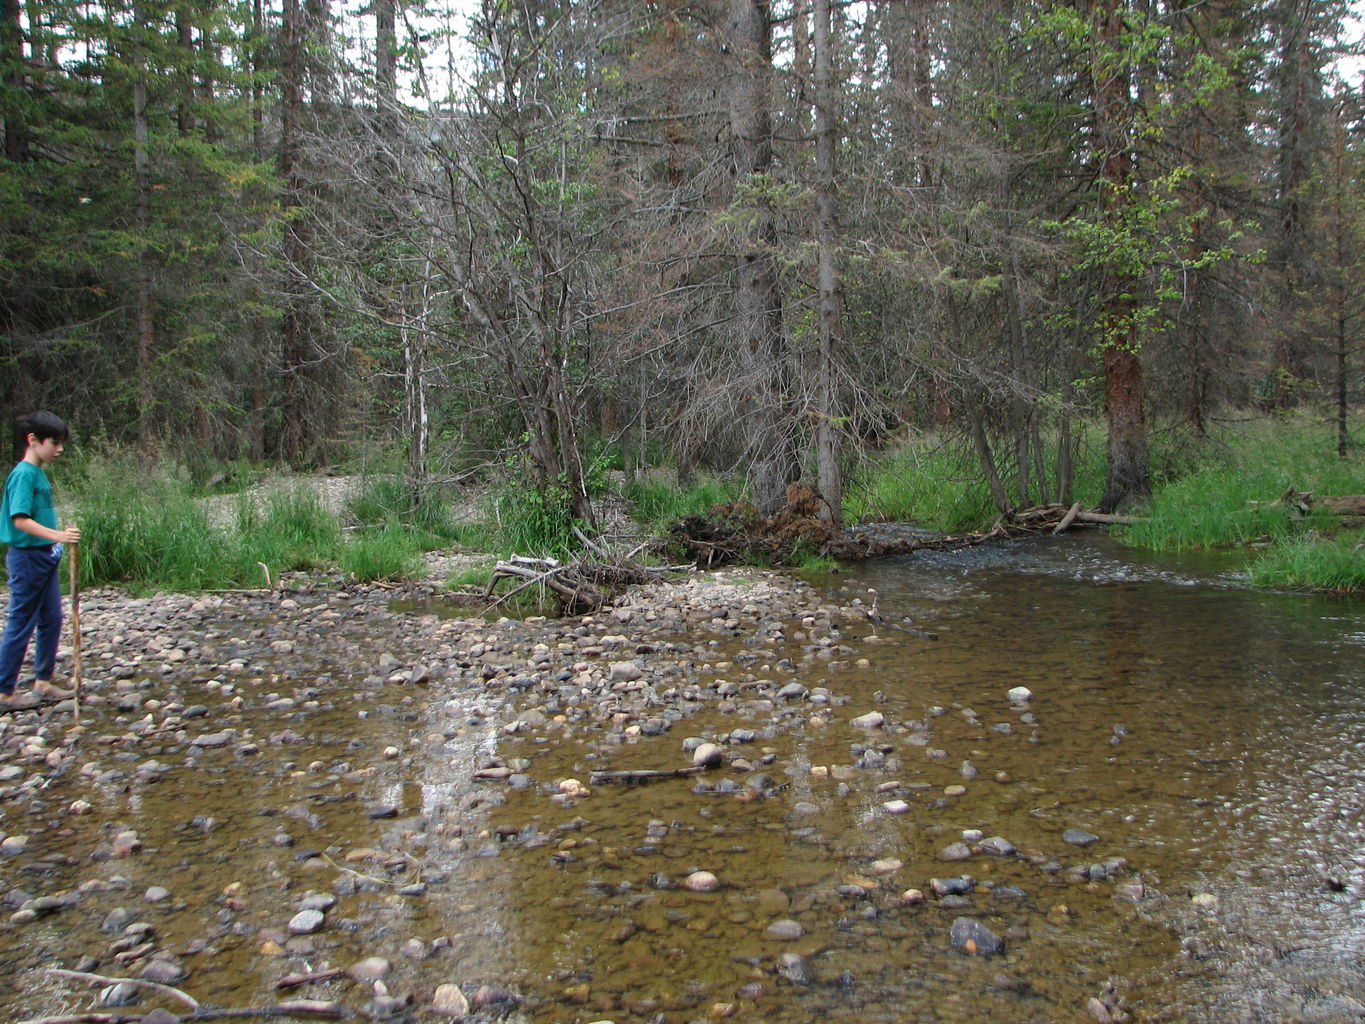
left=35, top=410, right=1364, bottom=596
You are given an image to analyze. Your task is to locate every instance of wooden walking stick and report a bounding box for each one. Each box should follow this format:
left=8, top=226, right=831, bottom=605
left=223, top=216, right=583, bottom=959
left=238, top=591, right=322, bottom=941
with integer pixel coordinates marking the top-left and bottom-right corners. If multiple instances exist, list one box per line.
left=69, top=542, right=81, bottom=722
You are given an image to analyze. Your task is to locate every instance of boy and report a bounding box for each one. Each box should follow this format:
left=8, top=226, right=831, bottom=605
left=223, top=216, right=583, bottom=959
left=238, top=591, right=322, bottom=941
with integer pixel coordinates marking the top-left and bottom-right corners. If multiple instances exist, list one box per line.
left=0, top=411, right=80, bottom=709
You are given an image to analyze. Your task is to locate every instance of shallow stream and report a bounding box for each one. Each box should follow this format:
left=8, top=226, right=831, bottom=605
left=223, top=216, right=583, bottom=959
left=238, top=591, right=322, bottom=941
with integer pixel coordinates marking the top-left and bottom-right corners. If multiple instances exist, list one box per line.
left=0, top=534, right=1361, bottom=1023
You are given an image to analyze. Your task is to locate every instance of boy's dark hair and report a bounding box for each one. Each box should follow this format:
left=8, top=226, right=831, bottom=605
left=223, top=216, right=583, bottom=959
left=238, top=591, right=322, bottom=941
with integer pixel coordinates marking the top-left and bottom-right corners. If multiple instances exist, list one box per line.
left=13, top=411, right=68, bottom=460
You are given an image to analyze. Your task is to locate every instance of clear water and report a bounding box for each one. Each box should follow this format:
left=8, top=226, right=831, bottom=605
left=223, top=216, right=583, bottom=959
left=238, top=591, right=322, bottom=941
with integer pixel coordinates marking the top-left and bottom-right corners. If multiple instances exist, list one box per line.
left=1, top=535, right=1361, bottom=1024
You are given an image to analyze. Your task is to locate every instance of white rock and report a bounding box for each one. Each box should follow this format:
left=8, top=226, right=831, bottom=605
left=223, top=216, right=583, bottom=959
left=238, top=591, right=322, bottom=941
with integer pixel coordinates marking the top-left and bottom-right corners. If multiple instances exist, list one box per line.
left=684, top=870, right=720, bottom=892
left=691, top=743, right=723, bottom=768
left=431, top=983, right=469, bottom=1018
left=1007, top=686, right=1033, bottom=702
left=850, top=711, right=885, bottom=729
left=288, top=909, right=325, bottom=934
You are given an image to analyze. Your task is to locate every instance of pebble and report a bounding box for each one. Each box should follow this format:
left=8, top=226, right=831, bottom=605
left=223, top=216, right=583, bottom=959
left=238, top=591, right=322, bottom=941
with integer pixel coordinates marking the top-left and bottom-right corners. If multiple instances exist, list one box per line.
left=949, top=916, right=1005, bottom=956
left=684, top=871, right=720, bottom=892
left=1064, top=828, right=1100, bottom=846
left=937, top=842, right=973, bottom=862
left=431, top=983, right=470, bottom=1017
left=765, top=918, right=804, bottom=940
left=691, top=742, right=723, bottom=768
left=347, top=956, right=391, bottom=981
left=288, top=909, right=325, bottom=934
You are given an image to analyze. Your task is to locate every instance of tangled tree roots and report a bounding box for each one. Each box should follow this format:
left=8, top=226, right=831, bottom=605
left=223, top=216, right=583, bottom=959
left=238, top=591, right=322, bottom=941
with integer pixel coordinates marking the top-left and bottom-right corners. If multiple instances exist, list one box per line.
left=669, top=487, right=1148, bottom=567
left=484, top=533, right=691, bottom=615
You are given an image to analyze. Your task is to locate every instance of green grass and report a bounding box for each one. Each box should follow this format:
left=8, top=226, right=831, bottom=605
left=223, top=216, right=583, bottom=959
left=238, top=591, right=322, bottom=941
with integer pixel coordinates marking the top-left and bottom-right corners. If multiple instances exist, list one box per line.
left=843, top=438, right=998, bottom=532
left=233, top=487, right=341, bottom=575
left=340, top=523, right=424, bottom=582
left=623, top=474, right=747, bottom=532
left=1117, top=413, right=1364, bottom=593
left=1119, top=416, right=1360, bottom=551
left=348, top=477, right=454, bottom=541
left=66, top=459, right=440, bottom=591
left=1244, top=530, right=1365, bottom=592
left=77, top=474, right=237, bottom=591
left=446, top=559, right=497, bottom=588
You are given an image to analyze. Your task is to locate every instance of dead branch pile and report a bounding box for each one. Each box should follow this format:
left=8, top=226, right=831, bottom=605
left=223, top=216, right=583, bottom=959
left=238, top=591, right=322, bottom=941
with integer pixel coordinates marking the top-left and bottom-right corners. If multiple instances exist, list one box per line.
left=484, top=536, right=690, bottom=615
left=668, top=489, right=1145, bottom=566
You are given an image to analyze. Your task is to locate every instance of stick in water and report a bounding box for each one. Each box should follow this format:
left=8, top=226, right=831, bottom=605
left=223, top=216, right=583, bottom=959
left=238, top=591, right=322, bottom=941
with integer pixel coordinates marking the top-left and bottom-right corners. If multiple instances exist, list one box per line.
left=68, top=543, right=81, bottom=721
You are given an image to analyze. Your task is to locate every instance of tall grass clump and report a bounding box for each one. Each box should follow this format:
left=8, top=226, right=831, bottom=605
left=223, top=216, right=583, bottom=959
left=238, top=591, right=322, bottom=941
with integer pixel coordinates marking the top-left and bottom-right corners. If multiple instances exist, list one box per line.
left=232, top=487, right=340, bottom=577
left=1245, top=531, right=1365, bottom=592
left=340, top=523, right=424, bottom=582
left=844, top=439, right=996, bottom=532
left=1120, top=416, right=1357, bottom=551
left=348, top=477, right=454, bottom=543
left=73, top=460, right=236, bottom=591
left=624, top=473, right=747, bottom=532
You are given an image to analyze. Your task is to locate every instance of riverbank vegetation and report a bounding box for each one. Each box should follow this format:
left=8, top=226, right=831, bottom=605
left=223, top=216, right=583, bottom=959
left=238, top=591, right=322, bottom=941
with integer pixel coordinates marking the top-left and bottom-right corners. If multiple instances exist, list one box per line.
left=4, top=4, right=1361, bottom=594
left=51, top=407, right=1358, bottom=595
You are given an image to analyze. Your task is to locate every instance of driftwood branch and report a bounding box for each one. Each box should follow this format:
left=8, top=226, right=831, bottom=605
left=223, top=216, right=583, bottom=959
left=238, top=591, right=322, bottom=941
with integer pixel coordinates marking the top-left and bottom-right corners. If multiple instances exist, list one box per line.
left=18, top=1001, right=345, bottom=1024
left=482, top=539, right=688, bottom=615
left=589, top=765, right=708, bottom=785
left=1052, top=502, right=1082, bottom=534
left=32, top=970, right=344, bottom=1024
left=45, top=969, right=199, bottom=1010
left=276, top=969, right=348, bottom=990
left=1254, top=489, right=1365, bottom=517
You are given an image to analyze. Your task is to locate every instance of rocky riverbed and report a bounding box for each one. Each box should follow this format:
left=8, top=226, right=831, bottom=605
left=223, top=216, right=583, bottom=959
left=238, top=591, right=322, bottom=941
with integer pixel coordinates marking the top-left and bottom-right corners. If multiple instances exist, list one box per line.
left=1, top=557, right=1361, bottom=1024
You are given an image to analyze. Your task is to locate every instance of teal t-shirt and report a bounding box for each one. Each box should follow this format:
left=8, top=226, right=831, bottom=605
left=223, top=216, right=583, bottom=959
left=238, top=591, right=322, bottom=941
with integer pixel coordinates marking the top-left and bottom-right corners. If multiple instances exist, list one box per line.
left=1, top=460, right=57, bottom=547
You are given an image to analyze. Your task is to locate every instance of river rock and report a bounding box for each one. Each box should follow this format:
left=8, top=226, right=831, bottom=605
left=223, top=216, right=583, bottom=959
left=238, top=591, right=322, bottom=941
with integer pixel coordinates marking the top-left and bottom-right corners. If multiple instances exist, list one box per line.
left=288, top=909, right=325, bottom=934
left=1007, top=686, right=1033, bottom=702
left=776, top=952, right=811, bottom=984
left=1064, top=828, right=1100, bottom=846
left=684, top=871, right=720, bottom=892
left=139, top=958, right=187, bottom=984
left=931, top=876, right=975, bottom=896
left=850, top=711, right=885, bottom=729
left=691, top=743, right=723, bottom=768
left=609, top=661, right=643, bottom=682
left=431, top=983, right=470, bottom=1017
left=347, top=956, right=391, bottom=981
left=937, top=842, right=972, bottom=862
left=765, top=918, right=804, bottom=940
left=978, top=836, right=1016, bottom=857
left=949, top=916, right=1005, bottom=956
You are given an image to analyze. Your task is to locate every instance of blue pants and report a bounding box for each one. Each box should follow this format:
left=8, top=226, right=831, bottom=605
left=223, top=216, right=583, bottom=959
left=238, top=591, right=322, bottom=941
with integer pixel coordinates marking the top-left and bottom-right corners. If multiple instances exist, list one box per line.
left=0, top=545, right=63, bottom=694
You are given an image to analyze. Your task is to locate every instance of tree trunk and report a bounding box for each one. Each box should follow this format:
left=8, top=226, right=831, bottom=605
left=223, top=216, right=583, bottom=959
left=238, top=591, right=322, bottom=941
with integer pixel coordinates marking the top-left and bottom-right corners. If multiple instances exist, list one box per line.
left=812, top=0, right=842, bottom=528
left=133, top=2, right=155, bottom=457
left=1, top=0, right=28, bottom=162
left=728, top=0, right=797, bottom=516
left=279, top=0, right=311, bottom=466
left=1092, top=0, right=1150, bottom=511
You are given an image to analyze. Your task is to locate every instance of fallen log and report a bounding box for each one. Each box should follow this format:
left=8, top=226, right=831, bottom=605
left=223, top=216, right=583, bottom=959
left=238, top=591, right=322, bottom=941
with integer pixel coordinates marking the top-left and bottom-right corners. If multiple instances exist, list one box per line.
left=1052, top=502, right=1083, bottom=534
left=1252, top=490, right=1365, bottom=518
left=1321, top=494, right=1365, bottom=516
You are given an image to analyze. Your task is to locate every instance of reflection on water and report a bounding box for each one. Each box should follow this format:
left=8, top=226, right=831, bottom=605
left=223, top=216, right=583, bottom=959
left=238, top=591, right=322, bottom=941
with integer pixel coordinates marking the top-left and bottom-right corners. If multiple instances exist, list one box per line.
left=453, top=535, right=1365, bottom=1023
